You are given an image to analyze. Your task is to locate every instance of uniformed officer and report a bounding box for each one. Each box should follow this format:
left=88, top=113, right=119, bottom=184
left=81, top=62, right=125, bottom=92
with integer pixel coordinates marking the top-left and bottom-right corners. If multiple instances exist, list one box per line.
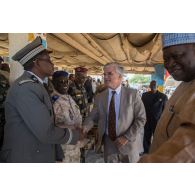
left=142, top=80, right=168, bottom=153
left=0, top=37, right=82, bottom=163
left=68, top=67, right=89, bottom=162
left=51, top=71, right=84, bottom=162
left=68, top=67, right=89, bottom=119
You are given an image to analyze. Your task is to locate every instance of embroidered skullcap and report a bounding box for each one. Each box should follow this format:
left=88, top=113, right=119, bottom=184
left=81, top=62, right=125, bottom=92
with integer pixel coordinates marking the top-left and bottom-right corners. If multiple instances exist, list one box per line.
left=162, top=33, right=195, bottom=48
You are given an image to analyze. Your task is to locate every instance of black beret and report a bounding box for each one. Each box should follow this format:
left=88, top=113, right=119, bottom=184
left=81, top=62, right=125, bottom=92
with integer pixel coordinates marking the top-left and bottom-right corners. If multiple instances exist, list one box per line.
left=53, top=71, right=69, bottom=79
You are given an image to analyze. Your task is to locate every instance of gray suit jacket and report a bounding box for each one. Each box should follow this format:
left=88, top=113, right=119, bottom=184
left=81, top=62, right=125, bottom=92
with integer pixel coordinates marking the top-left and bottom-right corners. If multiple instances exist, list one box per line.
left=84, top=86, right=146, bottom=160
left=0, top=71, right=79, bottom=163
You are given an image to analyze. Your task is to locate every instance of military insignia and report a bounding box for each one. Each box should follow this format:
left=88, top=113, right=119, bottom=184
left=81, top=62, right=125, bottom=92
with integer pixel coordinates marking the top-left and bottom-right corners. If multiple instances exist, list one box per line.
left=30, top=75, right=39, bottom=82
left=51, top=95, right=59, bottom=103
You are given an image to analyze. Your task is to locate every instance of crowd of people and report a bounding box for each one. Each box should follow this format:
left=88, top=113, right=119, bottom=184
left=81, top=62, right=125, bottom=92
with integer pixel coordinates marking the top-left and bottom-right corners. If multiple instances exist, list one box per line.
left=0, top=33, right=195, bottom=163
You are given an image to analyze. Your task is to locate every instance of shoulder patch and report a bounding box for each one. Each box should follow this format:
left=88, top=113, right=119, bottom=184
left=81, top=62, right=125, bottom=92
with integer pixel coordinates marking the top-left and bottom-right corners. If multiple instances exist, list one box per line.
left=51, top=95, right=59, bottom=103
left=30, top=75, right=39, bottom=82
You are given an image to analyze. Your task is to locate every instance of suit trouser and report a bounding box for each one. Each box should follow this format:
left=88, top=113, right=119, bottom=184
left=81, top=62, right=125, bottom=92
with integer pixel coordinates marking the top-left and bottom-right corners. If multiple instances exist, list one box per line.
left=103, top=135, right=129, bottom=163
left=143, top=120, right=157, bottom=153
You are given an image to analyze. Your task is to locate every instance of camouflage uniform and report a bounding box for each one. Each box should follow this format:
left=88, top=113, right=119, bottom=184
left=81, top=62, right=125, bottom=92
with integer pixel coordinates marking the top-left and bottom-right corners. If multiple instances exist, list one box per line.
left=51, top=90, right=82, bottom=163
left=68, top=81, right=89, bottom=163
left=68, top=82, right=89, bottom=119
left=0, top=71, right=9, bottom=149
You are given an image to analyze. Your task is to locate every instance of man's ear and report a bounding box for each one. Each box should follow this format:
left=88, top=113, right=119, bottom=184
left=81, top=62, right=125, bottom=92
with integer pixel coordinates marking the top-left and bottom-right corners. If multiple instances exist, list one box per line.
left=33, top=59, right=40, bottom=67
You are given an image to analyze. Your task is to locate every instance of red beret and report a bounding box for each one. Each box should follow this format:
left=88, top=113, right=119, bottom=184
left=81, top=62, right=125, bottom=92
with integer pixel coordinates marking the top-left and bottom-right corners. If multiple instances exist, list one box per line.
left=75, top=67, right=88, bottom=73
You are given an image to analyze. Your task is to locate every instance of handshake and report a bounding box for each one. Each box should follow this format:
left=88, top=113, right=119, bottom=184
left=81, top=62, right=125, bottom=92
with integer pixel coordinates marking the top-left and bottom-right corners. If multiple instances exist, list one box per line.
left=72, top=125, right=90, bottom=147
left=75, top=125, right=89, bottom=138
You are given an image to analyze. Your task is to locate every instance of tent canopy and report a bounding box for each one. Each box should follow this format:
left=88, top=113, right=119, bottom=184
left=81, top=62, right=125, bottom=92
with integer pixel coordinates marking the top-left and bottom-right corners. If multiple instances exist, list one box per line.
left=0, top=33, right=164, bottom=74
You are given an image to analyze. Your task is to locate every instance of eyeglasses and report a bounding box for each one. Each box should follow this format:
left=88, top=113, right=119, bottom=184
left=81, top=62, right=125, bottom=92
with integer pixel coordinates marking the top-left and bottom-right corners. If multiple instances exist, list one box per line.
left=37, top=58, right=53, bottom=64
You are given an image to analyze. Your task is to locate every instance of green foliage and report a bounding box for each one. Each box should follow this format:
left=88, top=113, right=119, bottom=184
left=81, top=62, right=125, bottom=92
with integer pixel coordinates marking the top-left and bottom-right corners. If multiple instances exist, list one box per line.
left=129, top=74, right=150, bottom=84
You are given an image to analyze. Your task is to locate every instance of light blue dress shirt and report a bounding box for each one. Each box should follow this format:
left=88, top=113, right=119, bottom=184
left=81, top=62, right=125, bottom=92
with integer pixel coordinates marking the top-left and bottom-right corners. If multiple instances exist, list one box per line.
left=106, top=85, right=122, bottom=136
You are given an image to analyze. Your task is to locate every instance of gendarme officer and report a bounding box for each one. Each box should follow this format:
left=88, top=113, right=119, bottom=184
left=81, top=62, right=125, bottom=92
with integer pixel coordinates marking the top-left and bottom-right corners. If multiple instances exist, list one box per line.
left=0, top=37, right=82, bottom=163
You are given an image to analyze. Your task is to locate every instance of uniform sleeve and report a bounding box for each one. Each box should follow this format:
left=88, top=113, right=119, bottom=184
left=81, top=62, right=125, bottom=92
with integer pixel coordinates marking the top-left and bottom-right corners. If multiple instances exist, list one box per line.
left=70, top=98, right=82, bottom=126
left=124, top=90, right=146, bottom=141
left=13, top=85, right=74, bottom=144
left=53, top=101, right=66, bottom=127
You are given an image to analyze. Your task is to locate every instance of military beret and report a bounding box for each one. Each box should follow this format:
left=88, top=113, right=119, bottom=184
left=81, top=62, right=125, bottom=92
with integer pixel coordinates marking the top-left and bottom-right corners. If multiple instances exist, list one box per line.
left=12, top=36, right=47, bottom=66
left=52, top=71, right=69, bottom=79
left=162, top=33, right=195, bottom=48
left=75, top=67, right=88, bottom=73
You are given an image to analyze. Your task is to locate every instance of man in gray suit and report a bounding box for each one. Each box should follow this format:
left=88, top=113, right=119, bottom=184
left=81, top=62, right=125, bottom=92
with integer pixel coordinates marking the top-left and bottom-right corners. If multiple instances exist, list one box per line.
left=0, top=37, right=82, bottom=163
left=83, top=62, right=146, bottom=162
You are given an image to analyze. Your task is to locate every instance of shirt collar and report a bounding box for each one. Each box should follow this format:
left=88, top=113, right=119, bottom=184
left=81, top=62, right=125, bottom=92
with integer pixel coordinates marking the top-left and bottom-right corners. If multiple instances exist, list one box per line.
left=27, top=71, right=44, bottom=84
left=108, top=84, right=121, bottom=95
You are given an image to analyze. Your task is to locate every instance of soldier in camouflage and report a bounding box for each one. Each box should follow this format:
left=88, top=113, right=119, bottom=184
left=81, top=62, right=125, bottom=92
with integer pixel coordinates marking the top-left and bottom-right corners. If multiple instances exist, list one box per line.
left=51, top=71, right=83, bottom=163
left=68, top=67, right=89, bottom=162
left=68, top=67, right=89, bottom=119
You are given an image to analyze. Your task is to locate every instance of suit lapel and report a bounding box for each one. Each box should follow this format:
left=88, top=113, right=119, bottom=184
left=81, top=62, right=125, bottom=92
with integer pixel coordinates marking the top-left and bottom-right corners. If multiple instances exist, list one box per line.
left=102, top=89, right=109, bottom=114
left=118, top=87, right=125, bottom=130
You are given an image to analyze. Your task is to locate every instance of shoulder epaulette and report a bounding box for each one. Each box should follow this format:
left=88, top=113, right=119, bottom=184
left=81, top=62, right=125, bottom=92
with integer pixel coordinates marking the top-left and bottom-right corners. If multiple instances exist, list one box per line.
left=18, top=75, right=39, bottom=86
left=18, top=79, right=36, bottom=85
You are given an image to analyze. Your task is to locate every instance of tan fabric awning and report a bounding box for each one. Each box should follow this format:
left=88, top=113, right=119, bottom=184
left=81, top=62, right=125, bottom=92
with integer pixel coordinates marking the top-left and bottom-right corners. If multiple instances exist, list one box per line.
left=0, top=33, right=164, bottom=74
